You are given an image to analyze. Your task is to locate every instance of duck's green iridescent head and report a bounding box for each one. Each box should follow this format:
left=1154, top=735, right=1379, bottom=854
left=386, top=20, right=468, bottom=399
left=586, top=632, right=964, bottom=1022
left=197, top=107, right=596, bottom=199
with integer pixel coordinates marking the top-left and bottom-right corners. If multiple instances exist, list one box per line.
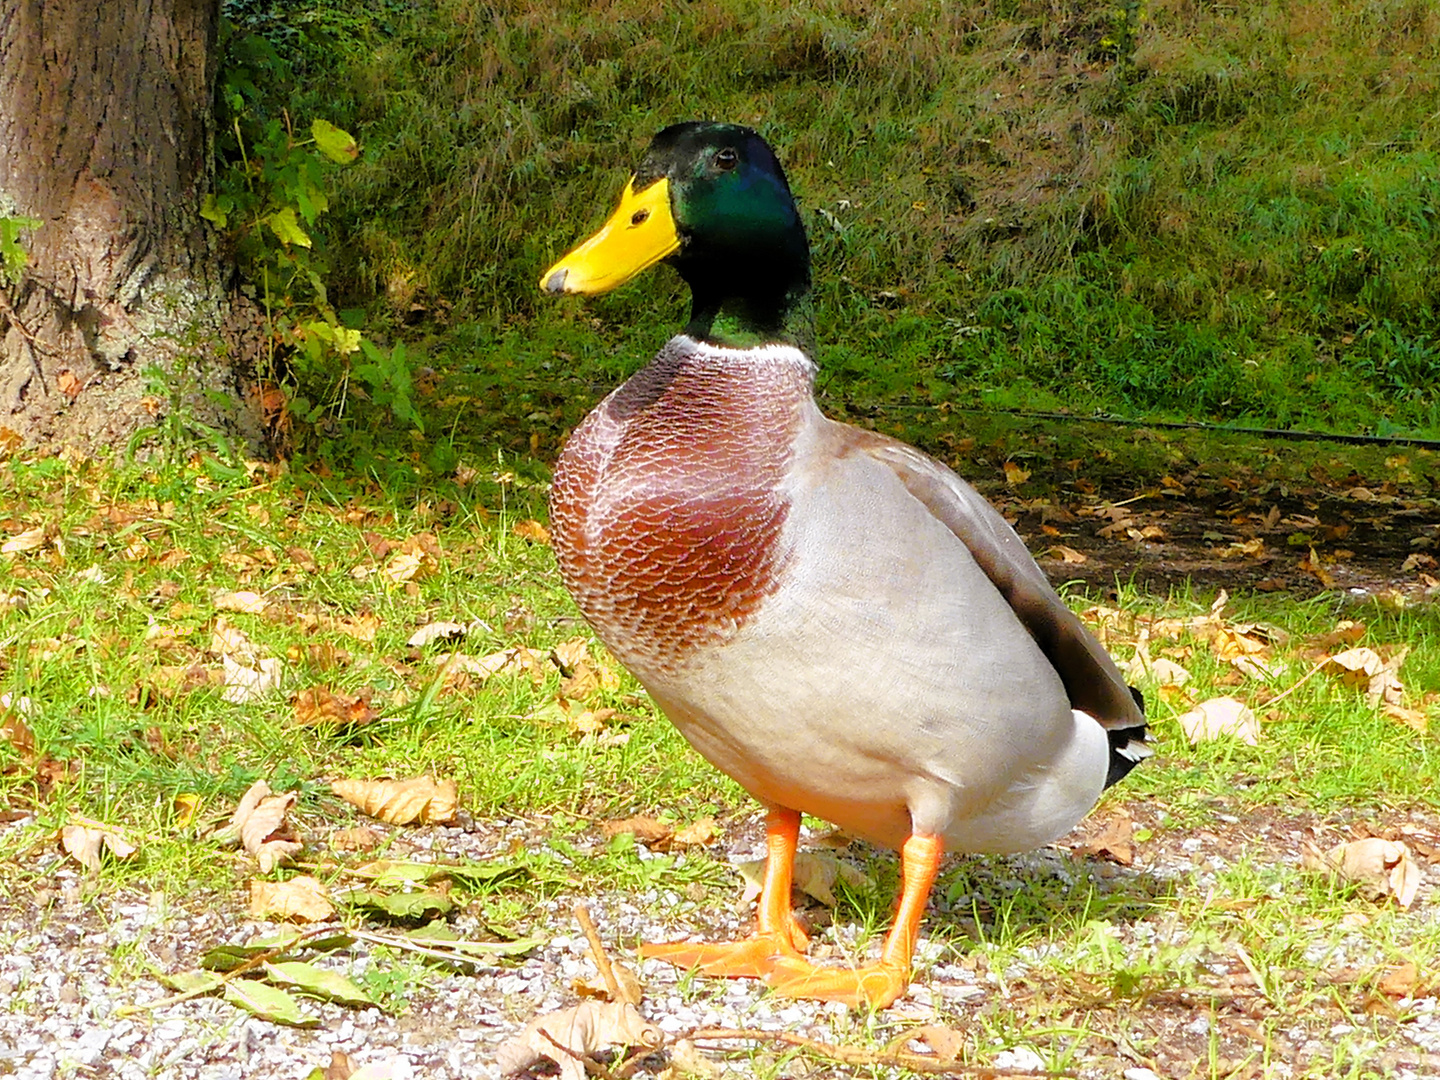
left=541, top=122, right=813, bottom=350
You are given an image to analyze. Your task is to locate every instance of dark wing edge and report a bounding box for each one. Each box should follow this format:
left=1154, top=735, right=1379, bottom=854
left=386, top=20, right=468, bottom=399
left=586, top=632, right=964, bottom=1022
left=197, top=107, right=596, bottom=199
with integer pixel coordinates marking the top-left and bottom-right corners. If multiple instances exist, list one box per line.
left=852, top=433, right=1147, bottom=734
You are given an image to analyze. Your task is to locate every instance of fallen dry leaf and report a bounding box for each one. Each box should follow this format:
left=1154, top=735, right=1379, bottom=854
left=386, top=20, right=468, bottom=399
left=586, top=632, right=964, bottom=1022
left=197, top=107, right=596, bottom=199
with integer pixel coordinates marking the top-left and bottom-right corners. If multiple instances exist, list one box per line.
left=213, top=589, right=269, bottom=614
left=1176, top=696, right=1259, bottom=746
left=1322, top=647, right=1384, bottom=687
left=572, top=959, right=644, bottom=1006
left=329, top=826, right=383, bottom=853
left=210, top=616, right=262, bottom=664
left=511, top=519, right=552, bottom=545
left=670, top=816, right=720, bottom=850
left=249, top=875, right=335, bottom=922
left=1, top=525, right=47, bottom=555
left=736, top=850, right=873, bottom=907
left=221, top=653, right=283, bottom=704
left=60, top=823, right=136, bottom=872
left=1302, top=838, right=1421, bottom=909
left=1045, top=544, right=1087, bottom=564
left=905, top=1025, right=966, bottom=1060
left=435, top=647, right=547, bottom=684
left=495, top=1000, right=660, bottom=1080
left=406, top=620, right=472, bottom=648
left=662, top=1038, right=720, bottom=1078
left=602, top=816, right=674, bottom=846
left=1383, top=703, right=1428, bottom=734
left=293, top=685, right=378, bottom=728
left=1377, top=962, right=1422, bottom=998
left=220, top=779, right=304, bottom=872
left=1002, top=461, right=1030, bottom=486
left=331, top=776, right=458, bottom=825
left=1079, top=815, right=1134, bottom=866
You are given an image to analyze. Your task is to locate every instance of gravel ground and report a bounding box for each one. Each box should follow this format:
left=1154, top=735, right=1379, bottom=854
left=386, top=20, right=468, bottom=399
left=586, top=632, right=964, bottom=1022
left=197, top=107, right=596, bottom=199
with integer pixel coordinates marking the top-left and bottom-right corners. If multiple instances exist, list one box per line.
left=3, top=807, right=1440, bottom=1080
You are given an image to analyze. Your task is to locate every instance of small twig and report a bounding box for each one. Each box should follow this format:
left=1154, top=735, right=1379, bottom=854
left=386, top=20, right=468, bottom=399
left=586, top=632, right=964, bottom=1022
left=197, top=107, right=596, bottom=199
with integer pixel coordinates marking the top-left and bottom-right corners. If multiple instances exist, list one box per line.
left=574, top=902, right=625, bottom=1003
left=1261, top=658, right=1328, bottom=710
left=683, top=1027, right=1077, bottom=1077
left=537, top=1027, right=623, bottom=1080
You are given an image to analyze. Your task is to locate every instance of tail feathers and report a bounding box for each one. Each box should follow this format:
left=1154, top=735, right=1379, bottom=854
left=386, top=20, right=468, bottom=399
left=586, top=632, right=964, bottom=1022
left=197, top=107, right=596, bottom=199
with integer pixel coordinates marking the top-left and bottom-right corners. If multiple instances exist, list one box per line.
left=1104, top=684, right=1150, bottom=789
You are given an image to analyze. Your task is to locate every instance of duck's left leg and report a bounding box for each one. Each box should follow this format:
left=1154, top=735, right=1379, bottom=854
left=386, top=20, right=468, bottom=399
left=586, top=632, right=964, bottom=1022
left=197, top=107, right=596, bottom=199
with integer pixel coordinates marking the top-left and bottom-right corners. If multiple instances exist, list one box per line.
left=766, top=832, right=943, bottom=1009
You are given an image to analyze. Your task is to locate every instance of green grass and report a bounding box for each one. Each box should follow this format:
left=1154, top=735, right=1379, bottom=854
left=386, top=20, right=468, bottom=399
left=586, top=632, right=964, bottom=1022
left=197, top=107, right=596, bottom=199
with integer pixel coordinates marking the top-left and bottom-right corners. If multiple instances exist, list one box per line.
left=1, top=449, right=1436, bottom=1075
left=218, top=0, right=1440, bottom=460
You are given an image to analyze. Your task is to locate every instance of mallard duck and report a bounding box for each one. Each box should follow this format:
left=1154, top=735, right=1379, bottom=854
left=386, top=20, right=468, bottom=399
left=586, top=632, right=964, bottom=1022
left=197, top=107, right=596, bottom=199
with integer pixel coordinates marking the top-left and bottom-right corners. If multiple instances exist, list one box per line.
left=539, top=122, right=1148, bottom=1009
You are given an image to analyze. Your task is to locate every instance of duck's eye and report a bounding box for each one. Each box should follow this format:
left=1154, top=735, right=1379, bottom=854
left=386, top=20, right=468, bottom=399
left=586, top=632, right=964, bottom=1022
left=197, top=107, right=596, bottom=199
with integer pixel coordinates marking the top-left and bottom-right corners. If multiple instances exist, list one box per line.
left=715, top=147, right=738, bottom=171
left=630, top=208, right=650, bottom=226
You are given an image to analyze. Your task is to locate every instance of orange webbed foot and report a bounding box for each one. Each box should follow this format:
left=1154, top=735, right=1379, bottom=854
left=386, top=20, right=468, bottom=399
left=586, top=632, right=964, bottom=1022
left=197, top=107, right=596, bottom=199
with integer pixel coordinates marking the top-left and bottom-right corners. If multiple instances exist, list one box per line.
left=640, top=924, right=805, bottom=979
left=766, top=956, right=910, bottom=1009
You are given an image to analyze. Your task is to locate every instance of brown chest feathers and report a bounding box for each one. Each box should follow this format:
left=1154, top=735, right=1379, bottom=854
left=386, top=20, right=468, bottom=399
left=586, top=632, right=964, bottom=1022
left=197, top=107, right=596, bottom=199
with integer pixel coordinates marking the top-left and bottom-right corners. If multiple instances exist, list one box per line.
left=550, top=338, right=811, bottom=675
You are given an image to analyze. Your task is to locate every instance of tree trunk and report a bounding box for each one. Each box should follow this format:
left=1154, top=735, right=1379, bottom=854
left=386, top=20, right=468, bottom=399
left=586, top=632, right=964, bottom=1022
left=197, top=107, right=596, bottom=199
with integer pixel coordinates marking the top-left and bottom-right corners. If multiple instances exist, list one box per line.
left=0, top=0, right=265, bottom=456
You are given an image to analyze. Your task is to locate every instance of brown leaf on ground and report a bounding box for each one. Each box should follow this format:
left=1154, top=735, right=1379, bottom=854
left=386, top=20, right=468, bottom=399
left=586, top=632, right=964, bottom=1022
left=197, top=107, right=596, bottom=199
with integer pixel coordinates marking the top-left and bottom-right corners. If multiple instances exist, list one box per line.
left=670, top=816, right=720, bottom=850
left=221, top=653, right=283, bottom=704
left=1322, top=647, right=1385, bottom=687
left=1002, top=461, right=1030, bottom=486
left=1079, top=814, right=1134, bottom=866
left=60, top=823, right=136, bottom=872
left=329, top=826, right=383, bottom=853
left=1176, top=696, right=1259, bottom=746
left=573, top=959, right=644, bottom=1005
left=737, top=850, right=873, bottom=907
left=495, top=1000, right=661, bottom=1080
left=220, top=779, right=304, bottom=871
left=1299, top=548, right=1335, bottom=587
left=331, top=776, right=458, bottom=825
left=286, top=546, right=320, bottom=573
left=1302, top=838, right=1422, bottom=909
left=1045, top=544, right=1087, bottom=564
left=248, top=875, right=335, bottom=922
left=382, top=537, right=439, bottom=585
left=662, top=1038, right=720, bottom=1079
left=1383, top=703, right=1428, bottom=734
left=293, top=685, right=378, bottom=728
left=511, top=519, right=552, bottom=545
left=0, top=697, right=36, bottom=759
left=566, top=707, right=617, bottom=736
left=1315, top=619, right=1368, bottom=650
left=434, top=647, right=547, bottom=685
left=1377, top=962, right=1422, bottom=998
left=1, top=525, right=47, bottom=555
left=406, top=620, right=471, bottom=648
left=213, top=589, right=269, bottom=614
left=602, top=816, right=674, bottom=846
left=902, top=1025, right=966, bottom=1061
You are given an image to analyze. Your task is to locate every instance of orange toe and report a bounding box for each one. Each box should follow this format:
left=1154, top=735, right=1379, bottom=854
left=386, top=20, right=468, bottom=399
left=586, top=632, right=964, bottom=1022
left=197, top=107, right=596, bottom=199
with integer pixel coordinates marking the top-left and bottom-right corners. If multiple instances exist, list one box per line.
left=640, top=930, right=802, bottom=979
left=766, top=956, right=910, bottom=1009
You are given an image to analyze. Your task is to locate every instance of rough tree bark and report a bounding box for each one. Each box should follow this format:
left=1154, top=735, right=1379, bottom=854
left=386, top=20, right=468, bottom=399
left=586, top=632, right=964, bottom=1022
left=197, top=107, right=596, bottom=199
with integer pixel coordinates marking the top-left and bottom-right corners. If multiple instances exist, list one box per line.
left=0, top=0, right=265, bottom=456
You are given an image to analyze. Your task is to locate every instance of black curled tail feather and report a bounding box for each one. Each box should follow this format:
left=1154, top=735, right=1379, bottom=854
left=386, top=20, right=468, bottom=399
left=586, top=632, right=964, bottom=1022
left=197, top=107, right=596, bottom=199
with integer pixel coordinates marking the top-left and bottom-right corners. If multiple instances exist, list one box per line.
left=1104, top=684, right=1151, bottom=789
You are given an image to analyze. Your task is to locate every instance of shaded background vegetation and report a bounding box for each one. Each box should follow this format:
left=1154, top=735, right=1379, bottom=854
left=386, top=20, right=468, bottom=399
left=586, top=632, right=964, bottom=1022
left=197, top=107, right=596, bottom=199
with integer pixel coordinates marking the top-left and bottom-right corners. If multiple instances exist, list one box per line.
left=218, top=0, right=1440, bottom=468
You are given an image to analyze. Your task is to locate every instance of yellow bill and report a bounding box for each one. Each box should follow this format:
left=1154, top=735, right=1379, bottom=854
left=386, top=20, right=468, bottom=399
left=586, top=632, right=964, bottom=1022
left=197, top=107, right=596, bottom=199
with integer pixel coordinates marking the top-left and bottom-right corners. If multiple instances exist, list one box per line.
left=539, top=177, right=679, bottom=295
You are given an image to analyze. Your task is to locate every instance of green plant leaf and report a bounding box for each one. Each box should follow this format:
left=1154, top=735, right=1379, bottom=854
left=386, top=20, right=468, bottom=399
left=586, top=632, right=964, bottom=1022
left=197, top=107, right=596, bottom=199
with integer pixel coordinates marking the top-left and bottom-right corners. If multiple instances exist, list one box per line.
left=345, top=887, right=454, bottom=921
left=262, top=960, right=377, bottom=1007
left=223, top=979, right=320, bottom=1026
left=267, top=207, right=312, bottom=248
left=311, top=119, right=359, bottom=164
left=199, top=194, right=228, bottom=228
left=157, top=968, right=225, bottom=994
